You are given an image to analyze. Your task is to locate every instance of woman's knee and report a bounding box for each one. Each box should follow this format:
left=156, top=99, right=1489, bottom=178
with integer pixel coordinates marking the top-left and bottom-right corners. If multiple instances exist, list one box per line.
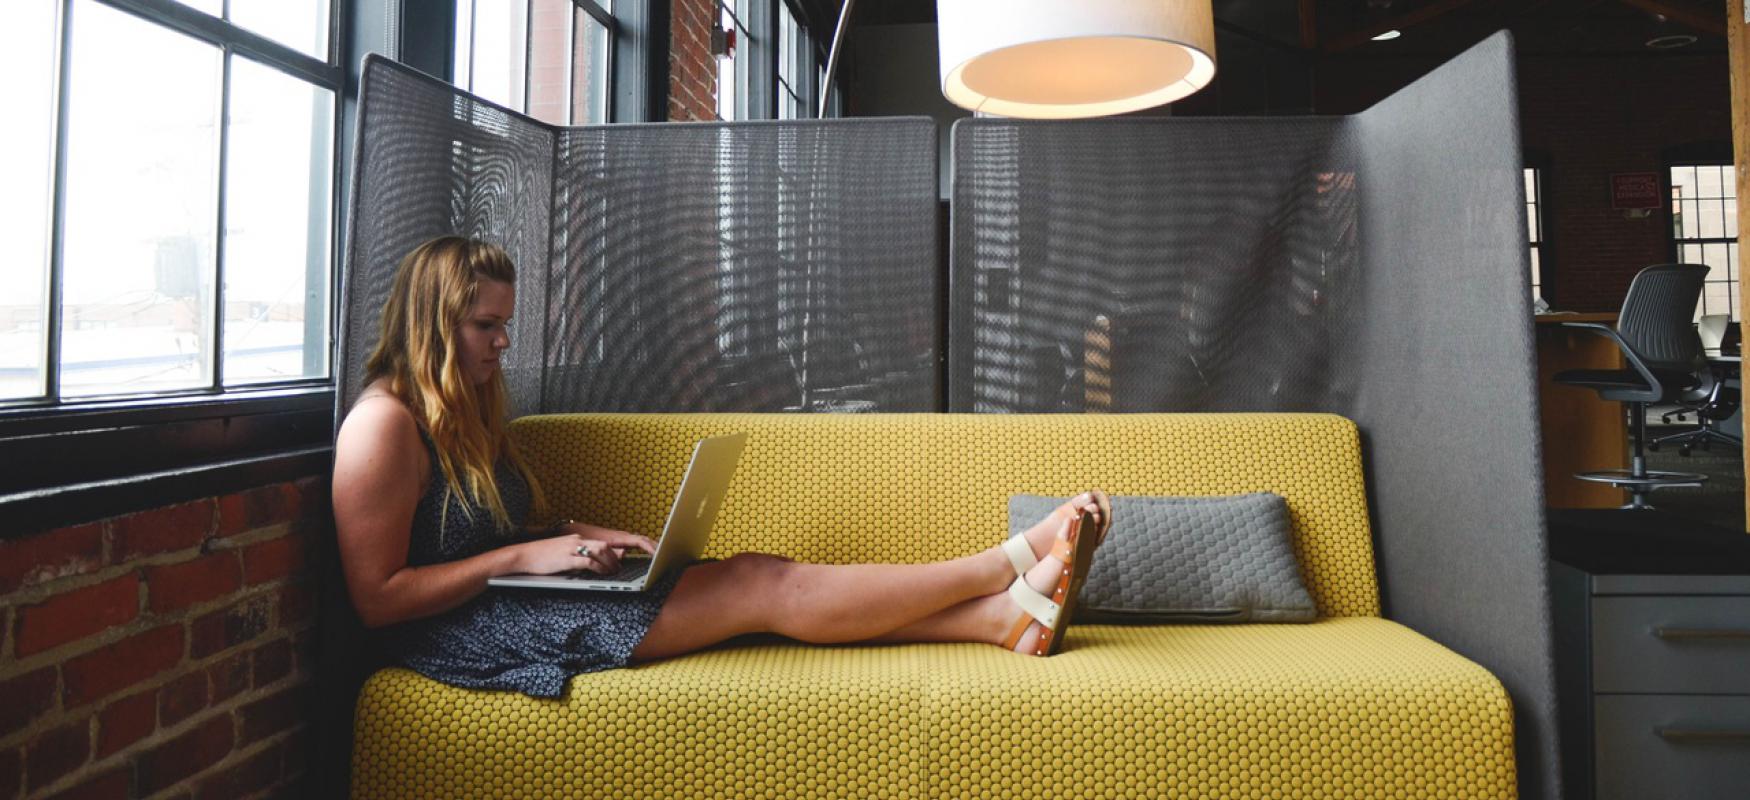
left=681, top=553, right=795, bottom=624
left=719, top=552, right=794, bottom=588
left=731, top=553, right=804, bottom=620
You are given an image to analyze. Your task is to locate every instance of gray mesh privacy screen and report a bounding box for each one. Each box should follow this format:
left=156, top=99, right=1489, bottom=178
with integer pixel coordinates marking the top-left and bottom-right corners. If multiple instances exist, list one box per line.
left=339, top=56, right=939, bottom=418
left=951, top=33, right=1557, bottom=800
left=341, top=35, right=1556, bottom=800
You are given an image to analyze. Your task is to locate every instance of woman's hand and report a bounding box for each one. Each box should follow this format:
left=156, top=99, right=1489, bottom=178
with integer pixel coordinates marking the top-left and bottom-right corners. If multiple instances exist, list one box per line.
left=513, top=526, right=657, bottom=575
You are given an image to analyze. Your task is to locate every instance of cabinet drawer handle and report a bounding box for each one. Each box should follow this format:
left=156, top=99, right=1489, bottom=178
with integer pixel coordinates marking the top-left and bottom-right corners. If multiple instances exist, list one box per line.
left=1651, top=626, right=1750, bottom=640
left=1655, top=727, right=1750, bottom=743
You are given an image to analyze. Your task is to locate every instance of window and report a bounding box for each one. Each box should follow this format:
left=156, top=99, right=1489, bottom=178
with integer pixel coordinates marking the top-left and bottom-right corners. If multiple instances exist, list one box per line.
left=7, top=0, right=338, bottom=406
left=775, top=0, right=814, bottom=119
left=711, top=0, right=818, bottom=122
left=716, top=0, right=753, bottom=120
left=1526, top=167, right=1544, bottom=303
left=2, top=0, right=342, bottom=533
left=1670, top=164, right=1739, bottom=321
left=453, top=0, right=614, bottom=125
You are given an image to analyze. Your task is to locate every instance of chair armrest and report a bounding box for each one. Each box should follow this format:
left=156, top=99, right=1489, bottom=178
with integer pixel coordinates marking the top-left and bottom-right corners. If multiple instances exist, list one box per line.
left=1557, top=322, right=1664, bottom=395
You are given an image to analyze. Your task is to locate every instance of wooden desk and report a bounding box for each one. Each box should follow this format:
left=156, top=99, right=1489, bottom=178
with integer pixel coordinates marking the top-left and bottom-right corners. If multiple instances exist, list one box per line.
left=1537, top=313, right=1627, bottom=508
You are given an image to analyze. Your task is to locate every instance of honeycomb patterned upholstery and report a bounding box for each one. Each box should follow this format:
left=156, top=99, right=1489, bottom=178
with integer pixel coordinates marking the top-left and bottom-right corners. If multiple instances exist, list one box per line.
left=351, top=413, right=1518, bottom=799
left=512, top=413, right=1379, bottom=617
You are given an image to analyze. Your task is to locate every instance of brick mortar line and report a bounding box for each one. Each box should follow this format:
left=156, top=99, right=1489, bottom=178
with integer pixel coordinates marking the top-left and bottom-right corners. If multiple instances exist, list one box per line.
left=243, top=774, right=306, bottom=800
left=0, top=573, right=313, bottom=682
left=33, top=714, right=307, bottom=800
left=0, top=631, right=315, bottom=754
left=2, top=522, right=303, bottom=608
left=19, top=679, right=315, bottom=798
left=179, top=725, right=309, bottom=800
left=213, top=521, right=302, bottom=549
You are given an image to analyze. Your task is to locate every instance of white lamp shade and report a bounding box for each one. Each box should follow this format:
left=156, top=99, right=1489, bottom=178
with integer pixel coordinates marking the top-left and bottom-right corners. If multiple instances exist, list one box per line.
left=937, top=0, right=1216, bottom=119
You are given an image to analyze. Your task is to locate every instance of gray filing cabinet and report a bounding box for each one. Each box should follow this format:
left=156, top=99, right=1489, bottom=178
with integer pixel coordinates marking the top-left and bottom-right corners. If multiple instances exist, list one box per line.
left=1550, top=510, right=1750, bottom=800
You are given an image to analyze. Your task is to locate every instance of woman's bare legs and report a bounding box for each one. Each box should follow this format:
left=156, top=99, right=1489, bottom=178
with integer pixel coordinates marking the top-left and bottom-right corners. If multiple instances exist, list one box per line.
left=629, top=492, right=1103, bottom=662
left=629, top=551, right=1008, bottom=661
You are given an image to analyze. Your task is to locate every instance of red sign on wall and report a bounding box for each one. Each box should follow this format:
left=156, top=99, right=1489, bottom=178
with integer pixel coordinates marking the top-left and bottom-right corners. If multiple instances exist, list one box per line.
left=1610, top=172, right=1662, bottom=209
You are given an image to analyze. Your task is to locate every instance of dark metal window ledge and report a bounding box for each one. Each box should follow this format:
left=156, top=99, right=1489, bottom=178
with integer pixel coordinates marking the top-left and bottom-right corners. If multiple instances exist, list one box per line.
left=2, top=387, right=336, bottom=539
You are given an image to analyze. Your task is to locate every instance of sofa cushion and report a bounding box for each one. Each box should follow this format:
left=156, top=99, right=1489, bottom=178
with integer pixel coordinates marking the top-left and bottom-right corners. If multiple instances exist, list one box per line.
left=510, top=413, right=1380, bottom=618
left=351, top=618, right=1516, bottom=799
left=1008, top=492, right=1317, bottom=623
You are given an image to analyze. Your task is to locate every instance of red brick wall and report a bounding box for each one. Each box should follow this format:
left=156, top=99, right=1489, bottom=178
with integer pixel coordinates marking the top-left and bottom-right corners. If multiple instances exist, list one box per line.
left=1316, top=53, right=1732, bottom=312
left=1520, top=55, right=1730, bottom=311
left=671, top=0, right=719, bottom=121
left=0, top=478, right=324, bottom=800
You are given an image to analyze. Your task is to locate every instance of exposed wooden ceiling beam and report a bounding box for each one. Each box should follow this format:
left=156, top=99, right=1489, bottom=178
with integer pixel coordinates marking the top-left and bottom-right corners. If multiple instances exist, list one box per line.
left=1323, top=0, right=1485, bottom=53
left=1300, top=0, right=1319, bottom=50
left=1616, top=0, right=1727, bottom=37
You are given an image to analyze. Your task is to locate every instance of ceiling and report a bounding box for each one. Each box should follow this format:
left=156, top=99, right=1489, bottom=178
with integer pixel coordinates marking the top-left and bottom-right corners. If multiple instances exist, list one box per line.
left=850, top=0, right=1728, bottom=57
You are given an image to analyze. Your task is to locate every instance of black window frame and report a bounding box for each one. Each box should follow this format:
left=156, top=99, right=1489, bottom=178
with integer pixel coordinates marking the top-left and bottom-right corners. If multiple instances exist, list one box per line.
left=773, top=0, right=824, bottom=120
left=2, top=0, right=349, bottom=538
left=715, top=0, right=759, bottom=119
left=448, top=0, right=618, bottom=125
left=1523, top=148, right=1552, bottom=306
left=1663, top=143, right=1739, bottom=324
left=4, top=0, right=670, bottom=539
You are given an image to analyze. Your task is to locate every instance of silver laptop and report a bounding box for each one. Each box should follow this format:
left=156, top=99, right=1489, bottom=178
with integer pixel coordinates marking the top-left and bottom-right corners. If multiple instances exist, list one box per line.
left=488, top=432, right=747, bottom=592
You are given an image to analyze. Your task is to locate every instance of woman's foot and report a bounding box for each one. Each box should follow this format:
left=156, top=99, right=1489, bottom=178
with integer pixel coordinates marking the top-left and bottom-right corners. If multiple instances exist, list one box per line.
left=1003, top=490, right=1111, bottom=579
left=982, top=507, right=1104, bottom=656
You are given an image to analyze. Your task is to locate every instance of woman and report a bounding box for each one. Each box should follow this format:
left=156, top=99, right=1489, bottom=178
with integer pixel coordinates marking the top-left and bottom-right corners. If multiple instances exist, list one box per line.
left=332, top=236, right=1112, bottom=698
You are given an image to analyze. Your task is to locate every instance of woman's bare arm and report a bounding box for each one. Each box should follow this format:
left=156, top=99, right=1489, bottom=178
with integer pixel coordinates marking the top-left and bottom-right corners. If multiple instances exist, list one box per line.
left=333, top=393, right=660, bottom=627
left=332, top=396, right=527, bottom=628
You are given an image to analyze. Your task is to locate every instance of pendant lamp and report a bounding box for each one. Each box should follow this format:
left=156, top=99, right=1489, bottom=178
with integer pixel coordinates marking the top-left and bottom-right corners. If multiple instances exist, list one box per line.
left=937, top=0, right=1217, bottom=119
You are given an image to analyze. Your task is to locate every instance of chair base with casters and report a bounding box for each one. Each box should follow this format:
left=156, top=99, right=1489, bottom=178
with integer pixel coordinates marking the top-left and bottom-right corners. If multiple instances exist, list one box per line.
left=1650, top=367, right=1742, bottom=456
left=1649, top=420, right=1742, bottom=456
left=1572, top=401, right=1708, bottom=509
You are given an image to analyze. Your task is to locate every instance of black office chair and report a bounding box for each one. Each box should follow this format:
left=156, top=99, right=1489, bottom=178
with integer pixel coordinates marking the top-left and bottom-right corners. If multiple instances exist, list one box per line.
left=1652, top=368, right=1742, bottom=457
left=1651, top=377, right=1741, bottom=455
left=1554, top=263, right=1711, bottom=509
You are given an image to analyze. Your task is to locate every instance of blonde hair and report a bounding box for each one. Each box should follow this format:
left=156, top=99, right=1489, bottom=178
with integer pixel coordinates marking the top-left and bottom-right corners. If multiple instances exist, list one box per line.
left=363, top=236, right=548, bottom=532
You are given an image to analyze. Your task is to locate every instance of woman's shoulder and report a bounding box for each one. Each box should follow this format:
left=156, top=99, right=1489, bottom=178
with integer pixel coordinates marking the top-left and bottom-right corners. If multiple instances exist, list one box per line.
left=338, top=385, right=424, bottom=456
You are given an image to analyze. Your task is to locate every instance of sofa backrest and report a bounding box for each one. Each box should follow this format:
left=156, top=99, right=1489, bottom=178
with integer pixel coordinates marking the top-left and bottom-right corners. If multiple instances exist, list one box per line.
left=509, top=413, right=1380, bottom=618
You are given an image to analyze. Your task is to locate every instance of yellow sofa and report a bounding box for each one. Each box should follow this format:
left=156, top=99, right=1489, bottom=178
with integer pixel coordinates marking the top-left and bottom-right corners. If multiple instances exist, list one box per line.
left=351, top=413, right=1516, bottom=799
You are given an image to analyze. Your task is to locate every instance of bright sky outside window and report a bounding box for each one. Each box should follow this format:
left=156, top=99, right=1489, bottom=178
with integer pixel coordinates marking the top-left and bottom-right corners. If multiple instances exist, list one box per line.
left=60, top=1, right=223, bottom=397
left=1, top=0, right=59, bottom=400
left=7, top=0, right=337, bottom=404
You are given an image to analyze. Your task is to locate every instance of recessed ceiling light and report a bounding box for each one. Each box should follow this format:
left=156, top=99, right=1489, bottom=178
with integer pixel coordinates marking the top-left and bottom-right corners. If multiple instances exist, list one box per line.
left=1372, top=30, right=1402, bottom=42
left=1645, top=34, right=1698, bottom=49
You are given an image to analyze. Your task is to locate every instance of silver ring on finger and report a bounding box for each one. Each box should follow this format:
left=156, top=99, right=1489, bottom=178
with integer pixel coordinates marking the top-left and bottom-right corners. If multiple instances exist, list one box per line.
left=574, top=545, right=590, bottom=559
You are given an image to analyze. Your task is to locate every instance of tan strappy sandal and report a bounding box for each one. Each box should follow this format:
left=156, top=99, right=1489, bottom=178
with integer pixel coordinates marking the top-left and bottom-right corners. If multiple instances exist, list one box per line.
left=1001, top=508, right=1100, bottom=657
left=1001, top=489, right=1112, bottom=580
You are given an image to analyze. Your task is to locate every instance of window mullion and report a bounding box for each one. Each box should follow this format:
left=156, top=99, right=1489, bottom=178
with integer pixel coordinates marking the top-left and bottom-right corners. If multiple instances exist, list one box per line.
left=212, top=49, right=233, bottom=391
left=316, top=83, right=341, bottom=381
left=469, top=0, right=480, bottom=93
left=45, top=0, right=76, bottom=403
left=523, top=0, right=534, bottom=113
left=565, top=4, right=577, bottom=124
left=94, top=0, right=339, bottom=89
left=575, top=0, right=614, bottom=32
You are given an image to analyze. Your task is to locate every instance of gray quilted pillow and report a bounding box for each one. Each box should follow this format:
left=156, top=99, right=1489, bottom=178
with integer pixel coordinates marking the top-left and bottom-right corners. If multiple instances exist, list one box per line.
left=1008, top=493, right=1316, bottom=624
